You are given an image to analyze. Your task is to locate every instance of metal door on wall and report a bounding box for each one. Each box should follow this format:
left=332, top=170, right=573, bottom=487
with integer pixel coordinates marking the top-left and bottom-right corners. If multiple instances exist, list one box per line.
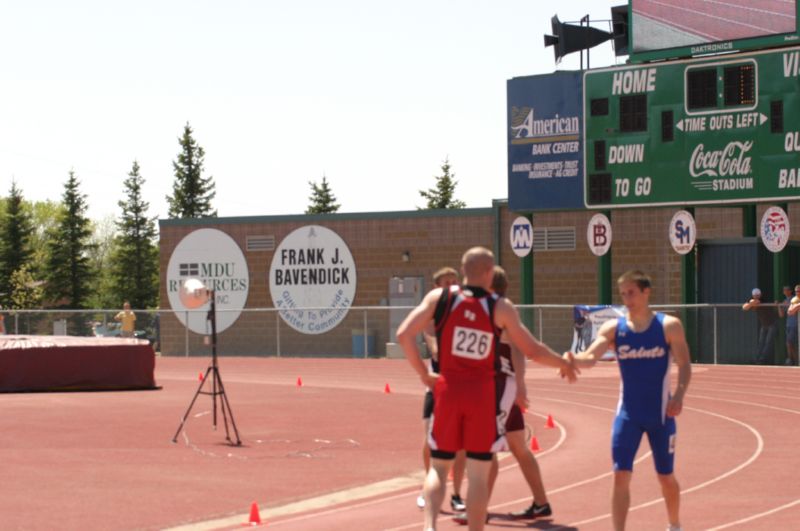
left=388, top=277, right=424, bottom=343
left=697, top=238, right=800, bottom=364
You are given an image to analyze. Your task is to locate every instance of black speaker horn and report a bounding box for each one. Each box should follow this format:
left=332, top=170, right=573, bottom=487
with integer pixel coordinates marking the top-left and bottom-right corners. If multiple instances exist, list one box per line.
left=611, top=5, right=629, bottom=56
left=544, top=15, right=613, bottom=63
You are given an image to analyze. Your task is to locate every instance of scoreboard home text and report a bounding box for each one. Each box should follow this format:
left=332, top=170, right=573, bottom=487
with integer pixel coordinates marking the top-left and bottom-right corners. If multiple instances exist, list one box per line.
left=583, top=45, right=800, bottom=208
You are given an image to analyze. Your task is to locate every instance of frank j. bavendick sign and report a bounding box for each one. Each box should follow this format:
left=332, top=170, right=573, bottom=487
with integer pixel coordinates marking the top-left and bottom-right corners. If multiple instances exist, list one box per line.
left=269, top=225, right=357, bottom=334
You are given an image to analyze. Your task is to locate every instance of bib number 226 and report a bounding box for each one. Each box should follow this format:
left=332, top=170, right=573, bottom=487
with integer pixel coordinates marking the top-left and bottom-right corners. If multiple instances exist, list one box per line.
left=452, top=326, right=492, bottom=360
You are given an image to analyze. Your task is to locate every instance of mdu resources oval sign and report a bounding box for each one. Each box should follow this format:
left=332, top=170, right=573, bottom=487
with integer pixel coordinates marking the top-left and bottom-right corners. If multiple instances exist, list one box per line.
left=166, top=228, right=249, bottom=334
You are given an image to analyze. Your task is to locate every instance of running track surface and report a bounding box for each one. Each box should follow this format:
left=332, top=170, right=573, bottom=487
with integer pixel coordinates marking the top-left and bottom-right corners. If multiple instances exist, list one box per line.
left=2, top=357, right=799, bottom=530
left=633, top=0, right=795, bottom=43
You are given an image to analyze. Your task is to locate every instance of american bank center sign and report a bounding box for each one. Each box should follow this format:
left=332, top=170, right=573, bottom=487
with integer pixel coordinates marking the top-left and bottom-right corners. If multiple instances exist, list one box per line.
left=166, top=228, right=249, bottom=334
left=507, top=70, right=584, bottom=211
left=269, top=225, right=357, bottom=334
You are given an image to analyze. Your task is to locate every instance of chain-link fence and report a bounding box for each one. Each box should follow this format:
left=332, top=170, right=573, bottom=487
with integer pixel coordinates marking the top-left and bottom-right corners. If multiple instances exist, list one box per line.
left=3, top=304, right=797, bottom=366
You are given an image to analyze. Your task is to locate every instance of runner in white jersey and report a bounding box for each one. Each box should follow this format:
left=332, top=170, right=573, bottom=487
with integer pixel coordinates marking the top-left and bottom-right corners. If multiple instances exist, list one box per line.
left=567, top=270, right=691, bottom=531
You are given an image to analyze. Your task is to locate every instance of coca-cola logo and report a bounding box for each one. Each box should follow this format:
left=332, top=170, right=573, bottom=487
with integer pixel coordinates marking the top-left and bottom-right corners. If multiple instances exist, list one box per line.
left=689, top=141, right=753, bottom=178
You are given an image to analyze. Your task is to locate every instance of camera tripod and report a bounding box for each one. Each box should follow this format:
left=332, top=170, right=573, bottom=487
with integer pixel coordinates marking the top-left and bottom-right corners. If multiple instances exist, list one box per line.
left=171, top=290, right=241, bottom=446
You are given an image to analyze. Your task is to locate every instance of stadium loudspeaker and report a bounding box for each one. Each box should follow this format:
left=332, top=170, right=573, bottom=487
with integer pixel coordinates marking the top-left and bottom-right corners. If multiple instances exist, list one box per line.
left=544, top=15, right=613, bottom=63
left=611, top=5, right=629, bottom=56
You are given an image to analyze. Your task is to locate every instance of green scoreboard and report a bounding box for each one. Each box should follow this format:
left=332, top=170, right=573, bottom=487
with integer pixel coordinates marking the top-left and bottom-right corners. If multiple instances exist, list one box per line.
left=583, top=45, right=800, bottom=208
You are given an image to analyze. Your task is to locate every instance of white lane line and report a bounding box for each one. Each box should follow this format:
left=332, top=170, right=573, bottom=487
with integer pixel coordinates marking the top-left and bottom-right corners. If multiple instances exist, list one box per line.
left=534, top=385, right=800, bottom=417
left=273, top=412, right=568, bottom=530
left=706, top=498, right=800, bottom=530
left=162, top=476, right=424, bottom=531
left=166, top=369, right=786, bottom=530
left=168, top=413, right=568, bottom=530
left=558, top=405, right=764, bottom=529
left=383, top=402, right=623, bottom=531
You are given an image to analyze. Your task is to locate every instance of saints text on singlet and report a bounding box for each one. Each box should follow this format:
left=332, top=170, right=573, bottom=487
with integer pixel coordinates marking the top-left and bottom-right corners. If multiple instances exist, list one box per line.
left=614, top=312, right=672, bottom=424
left=435, top=285, right=500, bottom=380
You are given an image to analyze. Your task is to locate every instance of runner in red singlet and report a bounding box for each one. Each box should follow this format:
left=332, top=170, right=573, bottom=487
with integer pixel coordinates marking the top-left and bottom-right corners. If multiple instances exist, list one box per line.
left=398, top=247, right=578, bottom=531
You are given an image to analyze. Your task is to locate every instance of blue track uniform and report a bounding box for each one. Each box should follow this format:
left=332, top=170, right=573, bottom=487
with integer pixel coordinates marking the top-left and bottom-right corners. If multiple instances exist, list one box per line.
left=612, top=313, right=677, bottom=474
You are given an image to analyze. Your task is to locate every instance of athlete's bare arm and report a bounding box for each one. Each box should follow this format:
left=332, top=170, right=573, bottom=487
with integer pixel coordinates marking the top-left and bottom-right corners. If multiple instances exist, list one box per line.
left=397, top=289, right=442, bottom=389
left=494, top=297, right=578, bottom=383
left=742, top=298, right=760, bottom=310
left=570, top=319, right=617, bottom=369
left=510, top=344, right=529, bottom=410
left=664, top=315, right=692, bottom=417
left=422, top=321, right=437, bottom=359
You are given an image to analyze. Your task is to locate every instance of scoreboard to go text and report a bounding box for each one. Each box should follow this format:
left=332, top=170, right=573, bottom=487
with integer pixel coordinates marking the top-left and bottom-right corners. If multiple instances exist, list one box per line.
left=583, top=45, right=800, bottom=208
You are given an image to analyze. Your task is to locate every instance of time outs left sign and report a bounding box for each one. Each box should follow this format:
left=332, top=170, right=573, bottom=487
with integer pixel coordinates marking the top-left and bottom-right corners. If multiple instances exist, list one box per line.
left=166, top=228, right=249, bottom=334
left=269, top=225, right=357, bottom=334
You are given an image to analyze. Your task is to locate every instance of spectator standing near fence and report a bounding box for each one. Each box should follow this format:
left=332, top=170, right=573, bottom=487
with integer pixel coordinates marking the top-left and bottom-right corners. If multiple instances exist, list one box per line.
left=742, top=288, right=778, bottom=365
left=114, top=301, right=136, bottom=338
left=778, top=286, right=798, bottom=366
left=786, top=286, right=800, bottom=366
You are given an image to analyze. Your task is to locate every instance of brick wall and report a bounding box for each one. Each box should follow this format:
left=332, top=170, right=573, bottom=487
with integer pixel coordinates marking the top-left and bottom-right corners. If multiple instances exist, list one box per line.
left=159, top=203, right=794, bottom=356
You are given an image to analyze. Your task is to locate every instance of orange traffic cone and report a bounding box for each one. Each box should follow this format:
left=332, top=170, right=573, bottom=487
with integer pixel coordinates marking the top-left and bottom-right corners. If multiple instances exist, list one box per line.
left=384, top=383, right=391, bottom=394
left=296, top=376, right=303, bottom=387
left=530, top=436, right=540, bottom=452
left=247, top=501, right=261, bottom=526
left=545, top=414, right=555, bottom=429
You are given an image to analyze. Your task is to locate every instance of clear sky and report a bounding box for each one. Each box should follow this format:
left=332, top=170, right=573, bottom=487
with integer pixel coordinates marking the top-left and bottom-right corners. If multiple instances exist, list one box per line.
left=0, top=1, right=623, bottom=222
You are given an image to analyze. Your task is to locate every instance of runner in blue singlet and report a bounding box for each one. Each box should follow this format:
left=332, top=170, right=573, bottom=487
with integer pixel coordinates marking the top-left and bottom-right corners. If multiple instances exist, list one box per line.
left=567, top=270, right=692, bottom=531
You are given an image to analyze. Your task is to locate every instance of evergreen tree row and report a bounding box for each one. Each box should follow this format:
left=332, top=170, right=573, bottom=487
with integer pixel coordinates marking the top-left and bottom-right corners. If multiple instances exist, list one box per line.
left=307, top=157, right=466, bottom=213
left=0, top=121, right=465, bottom=316
left=0, top=122, right=214, bottom=313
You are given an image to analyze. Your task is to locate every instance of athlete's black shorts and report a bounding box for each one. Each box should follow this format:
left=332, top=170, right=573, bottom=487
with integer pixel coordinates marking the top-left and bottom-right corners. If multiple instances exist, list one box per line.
left=422, top=390, right=434, bottom=419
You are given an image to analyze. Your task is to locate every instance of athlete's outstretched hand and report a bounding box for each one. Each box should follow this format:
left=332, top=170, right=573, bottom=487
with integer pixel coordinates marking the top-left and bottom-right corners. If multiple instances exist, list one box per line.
left=559, top=351, right=579, bottom=383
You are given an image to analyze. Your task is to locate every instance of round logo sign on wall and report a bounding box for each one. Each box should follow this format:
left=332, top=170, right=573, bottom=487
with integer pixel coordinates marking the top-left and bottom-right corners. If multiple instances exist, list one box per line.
left=269, top=225, right=357, bottom=334
left=587, top=213, right=612, bottom=257
left=761, top=206, right=790, bottom=253
left=510, top=216, right=533, bottom=258
left=166, top=228, right=249, bottom=334
left=668, top=210, right=697, bottom=255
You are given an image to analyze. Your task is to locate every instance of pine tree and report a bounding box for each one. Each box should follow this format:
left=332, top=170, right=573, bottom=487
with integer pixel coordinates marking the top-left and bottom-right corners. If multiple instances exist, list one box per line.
left=26, top=199, right=62, bottom=276
left=166, top=122, right=217, bottom=218
left=86, top=215, right=119, bottom=309
left=44, top=170, right=96, bottom=310
left=419, top=157, right=466, bottom=209
left=110, top=160, right=159, bottom=309
left=0, top=180, right=34, bottom=306
left=9, top=264, right=44, bottom=310
left=306, top=176, right=341, bottom=214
